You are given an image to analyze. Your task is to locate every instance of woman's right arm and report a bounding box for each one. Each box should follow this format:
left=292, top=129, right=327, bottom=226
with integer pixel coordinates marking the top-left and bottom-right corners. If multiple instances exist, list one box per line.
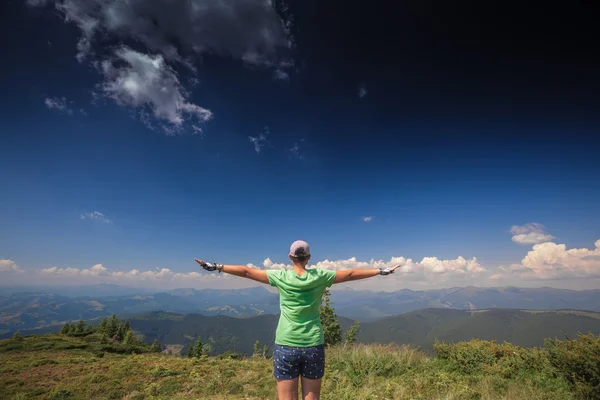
left=195, top=259, right=270, bottom=284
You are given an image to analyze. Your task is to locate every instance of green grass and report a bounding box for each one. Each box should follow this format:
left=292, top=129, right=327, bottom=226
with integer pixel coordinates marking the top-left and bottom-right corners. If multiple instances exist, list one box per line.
left=1, top=334, right=595, bottom=399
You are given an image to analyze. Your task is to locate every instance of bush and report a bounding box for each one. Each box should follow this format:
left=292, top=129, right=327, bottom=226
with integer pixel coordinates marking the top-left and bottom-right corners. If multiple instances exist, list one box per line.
left=217, top=350, right=241, bottom=360
left=545, top=333, right=600, bottom=399
left=434, top=339, right=553, bottom=376
left=150, top=365, right=180, bottom=378
left=434, top=339, right=498, bottom=374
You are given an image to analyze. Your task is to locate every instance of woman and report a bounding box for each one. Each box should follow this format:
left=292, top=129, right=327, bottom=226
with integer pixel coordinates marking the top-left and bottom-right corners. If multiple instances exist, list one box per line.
left=195, top=240, right=399, bottom=400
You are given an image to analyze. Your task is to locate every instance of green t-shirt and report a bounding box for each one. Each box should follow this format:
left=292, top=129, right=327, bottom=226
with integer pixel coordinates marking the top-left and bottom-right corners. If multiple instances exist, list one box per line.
left=266, top=268, right=337, bottom=347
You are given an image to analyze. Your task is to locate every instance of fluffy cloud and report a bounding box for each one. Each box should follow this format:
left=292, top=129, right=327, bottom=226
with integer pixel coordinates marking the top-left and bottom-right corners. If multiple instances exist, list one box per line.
left=39, top=263, right=229, bottom=286
left=362, top=216, right=373, bottom=222
left=80, top=211, right=112, bottom=223
left=493, top=240, right=600, bottom=281
left=100, top=47, right=212, bottom=132
left=511, top=223, right=555, bottom=245
left=0, top=260, right=23, bottom=273
left=28, top=0, right=294, bottom=132
left=44, top=97, right=74, bottom=114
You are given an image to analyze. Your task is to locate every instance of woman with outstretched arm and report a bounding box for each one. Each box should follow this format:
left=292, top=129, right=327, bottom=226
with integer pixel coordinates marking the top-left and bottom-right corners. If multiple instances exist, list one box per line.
left=195, top=240, right=399, bottom=400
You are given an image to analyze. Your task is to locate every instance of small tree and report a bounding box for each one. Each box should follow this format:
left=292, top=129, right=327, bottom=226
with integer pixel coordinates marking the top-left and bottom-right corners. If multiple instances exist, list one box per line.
left=60, top=323, right=70, bottom=335
left=123, top=330, right=135, bottom=345
left=75, top=320, right=85, bottom=335
left=186, top=344, right=194, bottom=358
left=253, top=340, right=261, bottom=357
left=68, top=323, right=77, bottom=335
left=192, top=337, right=204, bottom=358
left=107, top=314, right=119, bottom=338
left=116, top=323, right=126, bottom=342
left=13, top=331, right=22, bottom=341
left=320, top=289, right=342, bottom=347
left=123, top=320, right=131, bottom=333
left=151, top=339, right=162, bottom=353
left=345, top=321, right=360, bottom=345
left=96, top=317, right=108, bottom=334
left=262, top=344, right=269, bottom=359
left=85, top=323, right=95, bottom=334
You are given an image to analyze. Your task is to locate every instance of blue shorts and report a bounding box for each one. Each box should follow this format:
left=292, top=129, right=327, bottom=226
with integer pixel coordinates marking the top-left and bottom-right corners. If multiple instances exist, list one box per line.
left=273, top=344, right=325, bottom=380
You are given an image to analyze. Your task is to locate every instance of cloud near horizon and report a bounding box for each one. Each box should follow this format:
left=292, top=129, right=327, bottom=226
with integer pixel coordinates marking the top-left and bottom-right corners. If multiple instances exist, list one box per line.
left=3, top=239, right=599, bottom=290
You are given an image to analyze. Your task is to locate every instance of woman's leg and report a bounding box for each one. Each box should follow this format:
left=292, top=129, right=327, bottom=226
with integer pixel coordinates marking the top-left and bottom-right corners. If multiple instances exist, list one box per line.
left=300, top=377, right=322, bottom=400
left=276, top=377, right=299, bottom=400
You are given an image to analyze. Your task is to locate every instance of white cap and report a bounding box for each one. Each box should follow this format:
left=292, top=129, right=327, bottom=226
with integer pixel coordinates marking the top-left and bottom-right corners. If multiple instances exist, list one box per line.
left=289, top=240, right=311, bottom=258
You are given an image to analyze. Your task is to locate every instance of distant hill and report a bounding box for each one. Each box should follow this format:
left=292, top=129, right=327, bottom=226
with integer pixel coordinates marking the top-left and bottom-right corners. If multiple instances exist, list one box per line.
left=126, top=308, right=600, bottom=355
left=332, top=286, right=600, bottom=321
left=359, top=308, right=600, bottom=349
left=2, top=285, right=600, bottom=334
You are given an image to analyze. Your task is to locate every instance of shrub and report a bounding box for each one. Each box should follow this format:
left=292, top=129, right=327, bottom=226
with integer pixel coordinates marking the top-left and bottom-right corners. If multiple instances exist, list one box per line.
left=545, top=333, right=600, bottom=399
left=217, top=350, right=241, bottom=360
left=150, top=365, right=179, bottom=378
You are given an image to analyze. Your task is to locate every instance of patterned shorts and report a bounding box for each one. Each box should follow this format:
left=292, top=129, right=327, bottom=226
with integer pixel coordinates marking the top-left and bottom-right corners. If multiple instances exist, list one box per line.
left=273, top=344, right=325, bottom=380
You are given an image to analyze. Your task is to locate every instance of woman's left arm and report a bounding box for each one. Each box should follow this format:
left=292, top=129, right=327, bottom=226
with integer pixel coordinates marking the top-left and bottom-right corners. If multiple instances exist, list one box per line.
left=333, top=266, right=400, bottom=284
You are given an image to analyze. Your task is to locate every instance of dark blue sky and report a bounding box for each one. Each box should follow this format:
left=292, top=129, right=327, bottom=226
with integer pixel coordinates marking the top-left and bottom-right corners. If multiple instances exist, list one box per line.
left=1, top=0, right=599, bottom=290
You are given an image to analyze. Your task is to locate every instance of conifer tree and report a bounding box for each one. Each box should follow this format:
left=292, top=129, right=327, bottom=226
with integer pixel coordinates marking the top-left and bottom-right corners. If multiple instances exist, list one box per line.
left=97, top=317, right=108, bottom=334
left=151, top=339, right=162, bottom=353
left=320, top=289, right=342, bottom=347
left=186, top=344, right=194, bottom=358
left=116, top=323, right=125, bottom=342
left=75, top=320, right=85, bottom=335
left=192, top=337, right=204, bottom=358
left=107, top=314, right=119, bottom=338
left=60, top=323, right=70, bottom=335
left=345, top=321, right=360, bottom=345
left=253, top=340, right=261, bottom=357
left=123, top=330, right=135, bottom=345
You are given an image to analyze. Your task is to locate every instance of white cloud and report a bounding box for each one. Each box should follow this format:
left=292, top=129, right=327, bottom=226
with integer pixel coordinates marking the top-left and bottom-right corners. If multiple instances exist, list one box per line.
left=511, top=222, right=555, bottom=245
left=0, top=260, right=23, bottom=273
left=44, top=97, right=74, bottom=115
left=362, top=216, right=373, bottom=222
left=358, top=83, right=367, bottom=98
left=80, top=211, right=112, bottom=223
left=5, top=240, right=600, bottom=290
left=28, top=0, right=294, bottom=132
left=493, top=240, right=600, bottom=281
left=249, top=127, right=270, bottom=153
left=263, top=258, right=288, bottom=270
left=100, top=47, right=212, bottom=132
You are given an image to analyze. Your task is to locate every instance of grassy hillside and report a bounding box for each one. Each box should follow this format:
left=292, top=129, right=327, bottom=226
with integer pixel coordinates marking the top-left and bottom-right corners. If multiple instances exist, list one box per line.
left=4, top=333, right=599, bottom=400
left=125, top=308, right=600, bottom=355
left=359, top=308, right=600, bottom=349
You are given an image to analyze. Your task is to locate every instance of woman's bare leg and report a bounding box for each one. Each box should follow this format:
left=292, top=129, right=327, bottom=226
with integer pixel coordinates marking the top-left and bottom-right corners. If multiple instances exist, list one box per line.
left=300, top=376, right=322, bottom=400
left=276, top=377, right=299, bottom=400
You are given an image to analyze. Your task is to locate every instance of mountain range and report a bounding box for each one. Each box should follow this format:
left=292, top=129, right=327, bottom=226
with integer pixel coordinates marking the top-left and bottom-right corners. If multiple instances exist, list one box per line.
left=1, top=284, right=600, bottom=336
left=117, top=308, right=600, bottom=355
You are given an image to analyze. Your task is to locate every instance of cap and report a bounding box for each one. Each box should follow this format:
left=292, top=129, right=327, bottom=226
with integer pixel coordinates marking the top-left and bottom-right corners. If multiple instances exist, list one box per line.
left=289, top=240, right=311, bottom=258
